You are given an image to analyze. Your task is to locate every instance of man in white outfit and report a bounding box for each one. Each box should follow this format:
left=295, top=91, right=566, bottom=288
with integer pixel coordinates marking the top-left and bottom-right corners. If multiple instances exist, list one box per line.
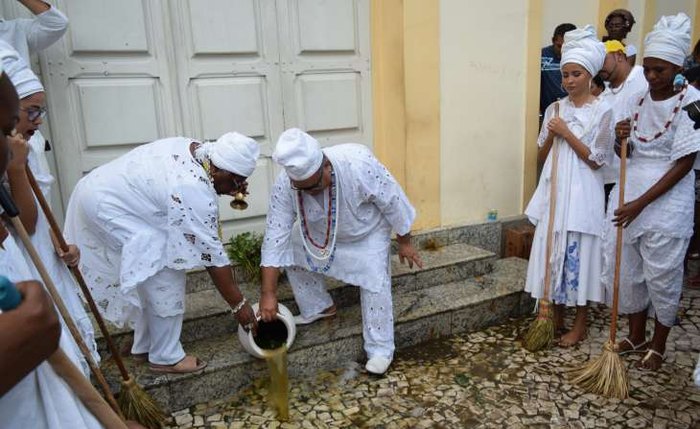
left=258, top=128, right=422, bottom=375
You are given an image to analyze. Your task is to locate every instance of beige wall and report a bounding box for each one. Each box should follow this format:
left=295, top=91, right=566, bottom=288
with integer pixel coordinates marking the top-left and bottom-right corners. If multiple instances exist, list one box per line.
left=440, top=0, right=530, bottom=225
left=540, top=0, right=598, bottom=45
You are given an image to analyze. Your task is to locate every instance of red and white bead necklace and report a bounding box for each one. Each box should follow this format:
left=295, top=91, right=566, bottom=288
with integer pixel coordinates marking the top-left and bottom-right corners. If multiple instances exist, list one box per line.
left=632, top=84, right=687, bottom=143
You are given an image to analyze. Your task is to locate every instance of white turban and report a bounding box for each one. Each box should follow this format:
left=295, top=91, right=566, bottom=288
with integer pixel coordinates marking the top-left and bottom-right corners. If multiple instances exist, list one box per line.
left=272, top=128, right=323, bottom=181
left=560, top=25, right=606, bottom=76
left=195, top=132, right=259, bottom=177
left=644, top=13, right=691, bottom=66
left=0, top=40, right=43, bottom=99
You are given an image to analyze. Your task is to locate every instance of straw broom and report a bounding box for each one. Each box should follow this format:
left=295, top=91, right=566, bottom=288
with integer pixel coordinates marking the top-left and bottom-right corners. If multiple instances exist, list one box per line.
left=523, top=102, right=560, bottom=352
left=0, top=187, right=128, bottom=428
left=26, top=168, right=166, bottom=429
left=569, top=137, right=629, bottom=399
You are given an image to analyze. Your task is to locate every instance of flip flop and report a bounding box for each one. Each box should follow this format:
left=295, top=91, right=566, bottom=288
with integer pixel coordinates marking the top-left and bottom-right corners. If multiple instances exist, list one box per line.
left=636, top=348, right=665, bottom=372
left=149, top=355, right=207, bottom=374
left=616, top=337, right=649, bottom=356
left=293, top=305, right=337, bottom=325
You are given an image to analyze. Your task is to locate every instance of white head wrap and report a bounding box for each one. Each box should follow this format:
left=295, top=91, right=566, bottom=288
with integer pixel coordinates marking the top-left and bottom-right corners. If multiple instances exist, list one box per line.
left=560, top=25, right=606, bottom=76
left=272, top=128, right=323, bottom=181
left=644, top=13, right=691, bottom=66
left=195, top=132, right=259, bottom=177
left=0, top=40, right=43, bottom=99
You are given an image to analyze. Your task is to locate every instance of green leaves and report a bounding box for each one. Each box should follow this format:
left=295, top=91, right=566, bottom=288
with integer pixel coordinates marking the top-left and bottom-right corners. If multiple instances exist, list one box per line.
left=226, top=232, right=264, bottom=282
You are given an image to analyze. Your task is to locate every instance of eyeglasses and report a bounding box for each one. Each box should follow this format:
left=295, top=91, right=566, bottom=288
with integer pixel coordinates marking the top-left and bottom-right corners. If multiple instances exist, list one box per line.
left=290, top=166, right=325, bottom=192
left=20, top=106, right=47, bottom=122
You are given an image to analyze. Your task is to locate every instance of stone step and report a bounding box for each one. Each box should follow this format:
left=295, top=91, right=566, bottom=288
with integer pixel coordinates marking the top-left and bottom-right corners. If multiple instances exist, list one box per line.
left=94, top=243, right=497, bottom=352
left=99, top=257, right=530, bottom=412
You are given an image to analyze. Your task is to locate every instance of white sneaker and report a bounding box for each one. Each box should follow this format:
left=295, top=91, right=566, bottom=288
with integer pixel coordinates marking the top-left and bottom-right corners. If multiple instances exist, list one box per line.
left=365, top=356, right=392, bottom=375
left=293, top=309, right=336, bottom=325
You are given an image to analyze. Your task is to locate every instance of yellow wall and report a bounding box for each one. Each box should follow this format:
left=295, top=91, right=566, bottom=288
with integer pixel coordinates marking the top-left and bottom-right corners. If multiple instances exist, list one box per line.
left=440, top=0, right=530, bottom=225
left=371, top=0, right=441, bottom=230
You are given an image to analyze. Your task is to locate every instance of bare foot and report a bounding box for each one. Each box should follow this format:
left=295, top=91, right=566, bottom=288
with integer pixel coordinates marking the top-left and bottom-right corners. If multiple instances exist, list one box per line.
left=558, top=328, right=587, bottom=348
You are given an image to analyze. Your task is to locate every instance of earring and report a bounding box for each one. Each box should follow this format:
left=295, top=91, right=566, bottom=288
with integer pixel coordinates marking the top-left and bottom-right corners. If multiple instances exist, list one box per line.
left=674, top=73, right=687, bottom=92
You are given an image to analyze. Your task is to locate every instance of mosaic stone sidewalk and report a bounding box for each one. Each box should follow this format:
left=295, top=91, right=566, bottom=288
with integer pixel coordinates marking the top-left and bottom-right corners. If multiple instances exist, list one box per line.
left=166, top=287, right=700, bottom=429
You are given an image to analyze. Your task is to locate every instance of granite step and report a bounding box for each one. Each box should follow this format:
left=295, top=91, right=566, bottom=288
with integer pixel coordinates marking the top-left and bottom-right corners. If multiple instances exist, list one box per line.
left=94, top=243, right=497, bottom=352
left=99, top=257, right=530, bottom=412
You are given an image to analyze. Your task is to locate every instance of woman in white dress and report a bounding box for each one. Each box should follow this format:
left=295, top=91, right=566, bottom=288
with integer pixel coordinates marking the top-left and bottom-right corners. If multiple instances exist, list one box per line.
left=604, top=13, right=700, bottom=371
left=525, top=25, right=614, bottom=347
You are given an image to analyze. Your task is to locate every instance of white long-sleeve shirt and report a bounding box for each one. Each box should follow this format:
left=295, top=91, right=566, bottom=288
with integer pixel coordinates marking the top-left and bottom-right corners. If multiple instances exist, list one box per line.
left=0, top=5, right=68, bottom=63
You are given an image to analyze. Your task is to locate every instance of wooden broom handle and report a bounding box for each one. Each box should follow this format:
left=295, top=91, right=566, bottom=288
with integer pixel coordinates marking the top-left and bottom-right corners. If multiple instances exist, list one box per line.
left=6, top=214, right=124, bottom=420
left=26, top=168, right=130, bottom=381
left=542, top=102, right=560, bottom=302
left=610, top=137, right=628, bottom=342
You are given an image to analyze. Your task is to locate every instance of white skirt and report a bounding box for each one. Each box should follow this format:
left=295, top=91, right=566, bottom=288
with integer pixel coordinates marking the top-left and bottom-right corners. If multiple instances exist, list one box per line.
left=525, top=228, right=603, bottom=306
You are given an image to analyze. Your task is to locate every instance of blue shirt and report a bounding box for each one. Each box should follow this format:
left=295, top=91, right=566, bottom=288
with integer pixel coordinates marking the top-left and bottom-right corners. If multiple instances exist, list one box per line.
left=540, top=45, right=567, bottom=114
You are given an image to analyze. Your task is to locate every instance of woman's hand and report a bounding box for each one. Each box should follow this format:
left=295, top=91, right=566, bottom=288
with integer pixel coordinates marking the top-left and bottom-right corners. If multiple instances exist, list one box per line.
left=547, top=117, right=572, bottom=139
left=57, top=244, right=80, bottom=267
left=7, top=132, right=28, bottom=172
left=615, top=118, right=631, bottom=141
left=234, top=302, right=258, bottom=335
left=613, top=199, right=646, bottom=228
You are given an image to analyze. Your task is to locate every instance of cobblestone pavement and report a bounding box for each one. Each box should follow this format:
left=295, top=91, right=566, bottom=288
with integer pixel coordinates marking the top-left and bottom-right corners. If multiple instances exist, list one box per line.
left=167, top=288, right=700, bottom=429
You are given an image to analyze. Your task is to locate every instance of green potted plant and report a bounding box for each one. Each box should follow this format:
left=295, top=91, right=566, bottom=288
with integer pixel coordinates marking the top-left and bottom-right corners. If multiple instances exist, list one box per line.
left=226, top=232, right=264, bottom=283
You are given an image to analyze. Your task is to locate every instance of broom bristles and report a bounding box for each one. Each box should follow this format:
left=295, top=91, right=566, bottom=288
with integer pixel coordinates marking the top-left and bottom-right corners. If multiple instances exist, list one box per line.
left=118, top=378, right=166, bottom=429
left=522, top=301, right=555, bottom=352
left=569, top=341, right=628, bottom=399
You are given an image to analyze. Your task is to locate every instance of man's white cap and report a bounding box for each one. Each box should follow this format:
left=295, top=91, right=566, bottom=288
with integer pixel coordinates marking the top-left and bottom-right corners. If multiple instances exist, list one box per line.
left=207, top=132, right=260, bottom=177
left=272, top=128, right=323, bottom=181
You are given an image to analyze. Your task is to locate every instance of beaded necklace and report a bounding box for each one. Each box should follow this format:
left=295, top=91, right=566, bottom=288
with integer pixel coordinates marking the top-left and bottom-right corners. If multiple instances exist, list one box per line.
left=295, top=167, right=339, bottom=273
left=632, top=84, right=687, bottom=143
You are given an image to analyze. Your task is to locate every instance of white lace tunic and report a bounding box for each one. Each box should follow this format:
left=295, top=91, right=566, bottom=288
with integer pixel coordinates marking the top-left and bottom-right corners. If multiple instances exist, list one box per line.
left=261, top=144, right=415, bottom=293
left=605, top=86, right=700, bottom=240
left=64, top=137, right=230, bottom=327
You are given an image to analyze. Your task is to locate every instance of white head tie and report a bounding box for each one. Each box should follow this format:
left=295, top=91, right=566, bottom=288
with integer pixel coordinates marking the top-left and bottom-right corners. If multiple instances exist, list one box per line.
left=560, top=25, right=606, bottom=76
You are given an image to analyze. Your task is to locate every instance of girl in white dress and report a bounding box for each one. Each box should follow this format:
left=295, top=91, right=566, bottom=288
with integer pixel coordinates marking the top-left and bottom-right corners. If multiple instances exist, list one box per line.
left=525, top=26, right=614, bottom=347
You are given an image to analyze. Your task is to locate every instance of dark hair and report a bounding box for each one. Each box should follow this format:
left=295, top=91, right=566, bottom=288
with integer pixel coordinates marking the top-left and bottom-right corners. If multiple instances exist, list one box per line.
left=605, top=9, right=635, bottom=30
left=684, top=66, right=700, bottom=84
left=592, top=74, right=605, bottom=89
left=553, top=23, right=576, bottom=39
left=693, top=39, right=700, bottom=58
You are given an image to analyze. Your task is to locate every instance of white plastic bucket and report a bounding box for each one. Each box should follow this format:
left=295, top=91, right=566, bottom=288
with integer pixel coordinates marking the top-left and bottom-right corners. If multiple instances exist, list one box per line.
left=237, top=302, right=297, bottom=359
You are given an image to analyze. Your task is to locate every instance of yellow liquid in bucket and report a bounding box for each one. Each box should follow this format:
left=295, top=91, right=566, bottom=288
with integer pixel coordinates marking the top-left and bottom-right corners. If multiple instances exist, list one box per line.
left=261, top=346, right=289, bottom=421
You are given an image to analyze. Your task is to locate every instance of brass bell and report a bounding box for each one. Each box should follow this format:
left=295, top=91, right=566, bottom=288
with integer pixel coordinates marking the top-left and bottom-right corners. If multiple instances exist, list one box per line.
left=230, top=192, right=248, bottom=210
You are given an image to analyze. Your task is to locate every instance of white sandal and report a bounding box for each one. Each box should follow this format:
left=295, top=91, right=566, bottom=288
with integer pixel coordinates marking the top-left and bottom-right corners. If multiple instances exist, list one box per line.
left=617, top=337, right=649, bottom=356
left=636, top=349, right=665, bottom=372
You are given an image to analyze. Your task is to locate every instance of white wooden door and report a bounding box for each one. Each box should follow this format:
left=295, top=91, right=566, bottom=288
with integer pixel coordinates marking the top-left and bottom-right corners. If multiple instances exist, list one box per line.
left=277, top=0, right=372, bottom=149
left=38, top=0, right=372, bottom=239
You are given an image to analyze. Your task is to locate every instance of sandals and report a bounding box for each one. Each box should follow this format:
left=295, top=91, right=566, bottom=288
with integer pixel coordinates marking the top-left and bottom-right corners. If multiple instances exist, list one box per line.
left=636, top=348, right=666, bottom=372
left=149, top=355, right=207, bottom=374
left=293, top=305, right=337, bottom=325
left=616, top=337, right=650, bottom=356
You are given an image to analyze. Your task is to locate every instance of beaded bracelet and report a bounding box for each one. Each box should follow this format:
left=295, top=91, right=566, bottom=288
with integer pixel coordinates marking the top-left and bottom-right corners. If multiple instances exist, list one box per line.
left=230, top=297, right=247, bottom=315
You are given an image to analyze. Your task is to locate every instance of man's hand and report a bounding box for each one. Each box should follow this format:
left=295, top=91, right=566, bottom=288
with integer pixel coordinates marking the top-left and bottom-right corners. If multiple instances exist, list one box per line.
left=259, top=290, right=279, bottom=322
left=613, top=199, right=646, bottom=228
left=7, top=132, right=28, bottom=172
left=398, top=242, right=423, bottom=269
left=57, top=244, right=80, bottom=267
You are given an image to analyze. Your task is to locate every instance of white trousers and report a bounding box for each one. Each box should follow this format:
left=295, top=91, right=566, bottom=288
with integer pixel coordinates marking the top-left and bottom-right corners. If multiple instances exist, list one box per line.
left=130, top=268, right=186, bottom=365
left=610, top=232, right=688, bottom=327
left=286, top=266, right=395, bottom=359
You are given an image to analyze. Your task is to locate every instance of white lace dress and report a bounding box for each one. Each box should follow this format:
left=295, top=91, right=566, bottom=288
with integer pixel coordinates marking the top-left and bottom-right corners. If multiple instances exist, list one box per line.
left=525, top=97, right=614, bottom=306
left=64, top=137, right=230, bottom=328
